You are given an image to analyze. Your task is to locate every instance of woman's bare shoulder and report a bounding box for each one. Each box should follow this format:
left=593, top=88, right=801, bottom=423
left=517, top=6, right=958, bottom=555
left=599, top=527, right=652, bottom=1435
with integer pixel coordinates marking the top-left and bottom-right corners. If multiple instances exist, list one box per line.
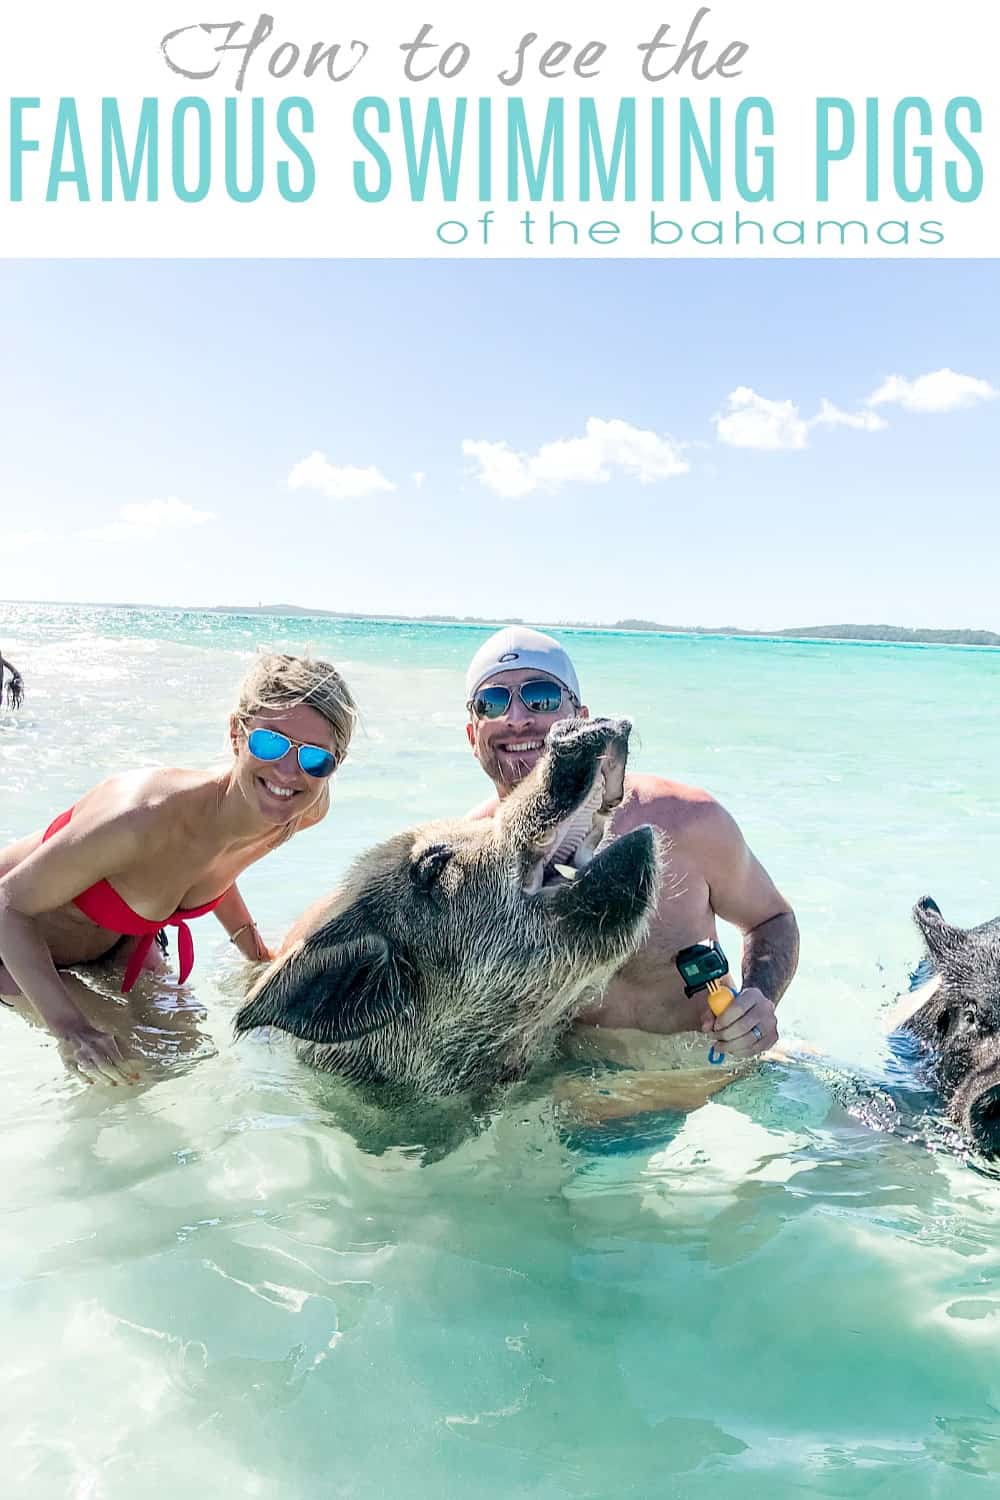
left=70, top=767, right=220, bottom=831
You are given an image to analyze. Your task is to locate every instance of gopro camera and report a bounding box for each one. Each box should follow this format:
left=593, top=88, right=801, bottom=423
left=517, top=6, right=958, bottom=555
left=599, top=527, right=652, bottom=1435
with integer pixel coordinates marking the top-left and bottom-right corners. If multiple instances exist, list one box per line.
left=675, top=940, right=729, bottom=998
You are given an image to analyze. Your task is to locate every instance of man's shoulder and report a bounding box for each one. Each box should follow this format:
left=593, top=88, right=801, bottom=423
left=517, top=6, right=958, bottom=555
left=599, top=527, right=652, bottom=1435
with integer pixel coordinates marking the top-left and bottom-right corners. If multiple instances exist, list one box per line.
left=465, top=794, right=500, bottom=822
left=464, top=774, right=732, bottom=836
left=622, top=772, right=720, bottom=816
left=618, top=774, right=732, bottom=839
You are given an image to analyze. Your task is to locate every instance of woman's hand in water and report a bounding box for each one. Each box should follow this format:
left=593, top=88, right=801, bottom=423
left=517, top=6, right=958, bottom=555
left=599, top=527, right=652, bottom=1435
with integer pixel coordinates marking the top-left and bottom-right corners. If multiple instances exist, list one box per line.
left=249, top=927, right=275, bottom=963
left=239, top=923, right=275, bottom=963
left=221, top=907, right=274, bottom=963
left=54, top=1019, right=138, bottom=1086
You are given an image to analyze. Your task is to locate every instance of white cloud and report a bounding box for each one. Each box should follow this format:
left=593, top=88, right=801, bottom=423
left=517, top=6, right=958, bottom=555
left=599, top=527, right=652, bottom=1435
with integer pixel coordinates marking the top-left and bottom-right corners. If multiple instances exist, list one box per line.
left=7, top=529, right=50, bottom=555
left=717, top=371, right=997, bottom=453
left=714, top=387, right=809, bottom=450
left=866, top=368, right=999, bottom=413
left=82, top=496, right=214, bottom=543
left=462, top=417, right=688, bottom=498
left=462, top=441, right=537, bottom=499
left=812, top=399, right=888, bottom=433
left=715, top=388, right=889, bottom=450
left=412, top=471, right=426, bottom=488
left=287, top=450, right=395, bottom=500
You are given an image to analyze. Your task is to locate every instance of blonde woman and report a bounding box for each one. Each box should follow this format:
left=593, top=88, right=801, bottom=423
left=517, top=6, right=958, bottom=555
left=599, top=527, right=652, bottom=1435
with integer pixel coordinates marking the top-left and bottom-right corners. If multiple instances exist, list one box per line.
left=0, top=652, right=355, bottom=1083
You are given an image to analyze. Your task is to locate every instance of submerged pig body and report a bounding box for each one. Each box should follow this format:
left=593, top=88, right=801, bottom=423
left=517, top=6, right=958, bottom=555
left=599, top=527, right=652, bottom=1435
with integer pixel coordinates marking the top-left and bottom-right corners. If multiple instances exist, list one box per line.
left=235, top=719, right=660, bottom=1096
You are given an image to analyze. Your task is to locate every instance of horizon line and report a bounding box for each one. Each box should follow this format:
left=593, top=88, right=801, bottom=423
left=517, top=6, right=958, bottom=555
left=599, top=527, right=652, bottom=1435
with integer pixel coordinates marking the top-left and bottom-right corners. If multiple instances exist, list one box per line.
left=2, top=598, right=1000, bottom=647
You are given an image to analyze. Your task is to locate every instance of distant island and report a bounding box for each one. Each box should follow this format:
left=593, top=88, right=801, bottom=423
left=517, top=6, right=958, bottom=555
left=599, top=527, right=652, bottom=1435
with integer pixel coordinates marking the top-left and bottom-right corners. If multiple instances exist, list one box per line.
left=202, top=605, right=1000, bottom=648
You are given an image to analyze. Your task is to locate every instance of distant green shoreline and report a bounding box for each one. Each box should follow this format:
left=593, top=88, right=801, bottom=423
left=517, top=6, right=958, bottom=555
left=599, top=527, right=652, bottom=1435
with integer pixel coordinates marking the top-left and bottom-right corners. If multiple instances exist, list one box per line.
left=215, top=608, right=1000, bottom=648
left=5, top=598, right=1000, bottom=649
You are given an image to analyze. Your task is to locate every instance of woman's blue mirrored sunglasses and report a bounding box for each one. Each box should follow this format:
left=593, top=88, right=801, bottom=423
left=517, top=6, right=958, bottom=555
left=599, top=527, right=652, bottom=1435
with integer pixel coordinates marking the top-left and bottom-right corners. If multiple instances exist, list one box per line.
left=246, top=727, right=338, bottom=779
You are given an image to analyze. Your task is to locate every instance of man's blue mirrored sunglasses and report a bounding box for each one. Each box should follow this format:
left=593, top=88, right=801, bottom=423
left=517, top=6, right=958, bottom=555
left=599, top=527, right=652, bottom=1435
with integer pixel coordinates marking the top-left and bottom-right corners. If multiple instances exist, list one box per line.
left=468, top=678, right=574, bottom=720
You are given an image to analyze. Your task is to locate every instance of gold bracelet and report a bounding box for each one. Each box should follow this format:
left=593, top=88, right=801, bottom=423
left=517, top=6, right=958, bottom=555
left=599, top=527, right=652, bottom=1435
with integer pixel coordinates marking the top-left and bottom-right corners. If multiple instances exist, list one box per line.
left=229, top=921, right=256, bottom=946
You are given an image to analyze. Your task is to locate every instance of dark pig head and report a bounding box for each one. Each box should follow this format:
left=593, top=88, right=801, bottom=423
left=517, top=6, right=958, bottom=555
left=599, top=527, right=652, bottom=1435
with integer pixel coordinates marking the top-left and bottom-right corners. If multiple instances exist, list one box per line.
left=906, top=896, right=1000, bottom=1156
left=235, top=717, right=661, bottom=1095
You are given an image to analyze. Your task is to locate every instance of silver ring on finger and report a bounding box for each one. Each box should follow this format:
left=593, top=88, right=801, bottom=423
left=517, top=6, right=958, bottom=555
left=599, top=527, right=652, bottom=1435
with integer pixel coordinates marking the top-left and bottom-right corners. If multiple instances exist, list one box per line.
left=751, top=1025, right=763, bottom=1043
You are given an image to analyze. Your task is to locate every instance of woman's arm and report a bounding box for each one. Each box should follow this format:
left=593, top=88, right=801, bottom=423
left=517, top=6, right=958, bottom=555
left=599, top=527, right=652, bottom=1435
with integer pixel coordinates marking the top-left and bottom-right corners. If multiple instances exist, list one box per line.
left=0, top=901, right=134, bottom=1083
left=212, top=883, right=273, bottom=962
left=0, top=806, right=153, bottom=1082
left=210, top=786, right=330, bottom=961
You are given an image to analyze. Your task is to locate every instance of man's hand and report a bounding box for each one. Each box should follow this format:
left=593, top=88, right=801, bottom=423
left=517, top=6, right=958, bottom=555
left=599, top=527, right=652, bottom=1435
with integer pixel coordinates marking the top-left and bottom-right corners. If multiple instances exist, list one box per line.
left=700, top=986, right=777, bottom=1057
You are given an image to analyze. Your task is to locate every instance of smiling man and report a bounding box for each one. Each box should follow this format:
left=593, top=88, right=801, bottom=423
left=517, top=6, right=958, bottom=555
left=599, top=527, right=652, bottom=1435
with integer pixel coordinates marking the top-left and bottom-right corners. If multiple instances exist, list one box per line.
left=465, top=625, right=799, bottom=1059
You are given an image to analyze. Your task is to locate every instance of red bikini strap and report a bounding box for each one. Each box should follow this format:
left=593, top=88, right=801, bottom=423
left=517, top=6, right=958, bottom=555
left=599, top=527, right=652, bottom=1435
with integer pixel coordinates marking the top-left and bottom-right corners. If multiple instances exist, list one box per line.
left=121, top=934, right=158, bottom=993
left=43, top=808, right=75, bottom=841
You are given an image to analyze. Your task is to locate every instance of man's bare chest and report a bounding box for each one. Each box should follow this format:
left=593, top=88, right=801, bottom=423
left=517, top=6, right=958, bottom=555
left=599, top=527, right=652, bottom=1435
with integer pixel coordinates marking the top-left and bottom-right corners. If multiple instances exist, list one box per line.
left=609, top=802, right=717, bottom=977
left=616, top=869, right=717, bottom=985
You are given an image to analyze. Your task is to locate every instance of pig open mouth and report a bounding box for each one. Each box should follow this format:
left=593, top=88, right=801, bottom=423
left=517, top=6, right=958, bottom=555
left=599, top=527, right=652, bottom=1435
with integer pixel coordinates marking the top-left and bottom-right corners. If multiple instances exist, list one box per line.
left=521, top=722, right=629, bottom=895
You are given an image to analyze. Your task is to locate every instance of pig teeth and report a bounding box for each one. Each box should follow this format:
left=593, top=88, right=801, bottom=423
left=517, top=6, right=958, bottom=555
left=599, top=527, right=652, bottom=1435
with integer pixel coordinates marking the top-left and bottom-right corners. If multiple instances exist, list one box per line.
left=553, top=863, right=578, bottom=881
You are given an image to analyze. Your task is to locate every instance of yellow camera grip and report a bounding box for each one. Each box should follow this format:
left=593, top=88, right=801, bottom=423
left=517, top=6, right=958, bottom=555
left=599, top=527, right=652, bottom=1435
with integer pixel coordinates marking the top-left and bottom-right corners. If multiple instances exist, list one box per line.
left=706, top=979, right=734, bottom=1017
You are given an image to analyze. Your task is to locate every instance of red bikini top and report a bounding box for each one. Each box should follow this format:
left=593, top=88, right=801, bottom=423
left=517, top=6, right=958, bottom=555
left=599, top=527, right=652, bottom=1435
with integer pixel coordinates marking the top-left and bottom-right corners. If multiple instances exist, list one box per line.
left=43, top=807, right=232, bottom=994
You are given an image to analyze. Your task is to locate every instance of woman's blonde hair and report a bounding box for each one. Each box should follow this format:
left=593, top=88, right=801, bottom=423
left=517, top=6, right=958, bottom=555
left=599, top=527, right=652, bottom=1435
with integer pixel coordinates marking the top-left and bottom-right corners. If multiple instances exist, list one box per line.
left=233, top=651, right=357, bottom=762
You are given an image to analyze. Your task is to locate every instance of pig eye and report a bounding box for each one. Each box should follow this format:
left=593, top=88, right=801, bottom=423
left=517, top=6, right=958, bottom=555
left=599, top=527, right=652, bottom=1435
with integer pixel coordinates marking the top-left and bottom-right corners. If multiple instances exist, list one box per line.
left=940, top=1004, right=980, bottom=1036
left=411, top=843, right=454, bottom=892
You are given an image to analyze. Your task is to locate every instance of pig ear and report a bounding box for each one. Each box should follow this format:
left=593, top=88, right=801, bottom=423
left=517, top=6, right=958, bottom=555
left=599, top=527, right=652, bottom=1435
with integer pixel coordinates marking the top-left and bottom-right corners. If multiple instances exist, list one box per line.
left=235, top=921, right=414, bottom=1044
left=410, top=842, right=454, bottom=893
left=913, top=896, right=964, bottom=962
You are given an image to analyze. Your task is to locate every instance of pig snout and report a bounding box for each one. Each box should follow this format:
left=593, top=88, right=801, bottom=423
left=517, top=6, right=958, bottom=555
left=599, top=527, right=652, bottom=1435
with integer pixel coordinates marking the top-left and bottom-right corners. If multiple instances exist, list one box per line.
left=968, top=1082, right=1000, bottom=1157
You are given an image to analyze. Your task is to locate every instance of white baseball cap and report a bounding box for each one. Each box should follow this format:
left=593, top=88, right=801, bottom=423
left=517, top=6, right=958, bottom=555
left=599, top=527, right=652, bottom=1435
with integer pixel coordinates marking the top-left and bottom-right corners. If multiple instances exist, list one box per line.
left=465, top=626, right=581, bottom=702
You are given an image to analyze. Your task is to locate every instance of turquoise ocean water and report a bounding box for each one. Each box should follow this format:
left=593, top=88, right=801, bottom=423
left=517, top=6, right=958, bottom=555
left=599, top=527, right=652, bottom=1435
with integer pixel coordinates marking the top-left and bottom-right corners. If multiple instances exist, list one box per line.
left=2, top=600, right=1000, bottom=1498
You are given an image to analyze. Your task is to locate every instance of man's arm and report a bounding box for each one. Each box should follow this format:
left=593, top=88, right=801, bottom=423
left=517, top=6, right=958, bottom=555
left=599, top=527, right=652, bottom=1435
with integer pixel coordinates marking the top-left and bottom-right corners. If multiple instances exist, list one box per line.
left=692, top=800, right=799, bottom=1056
left=740, top=910, right=800, bottom=1007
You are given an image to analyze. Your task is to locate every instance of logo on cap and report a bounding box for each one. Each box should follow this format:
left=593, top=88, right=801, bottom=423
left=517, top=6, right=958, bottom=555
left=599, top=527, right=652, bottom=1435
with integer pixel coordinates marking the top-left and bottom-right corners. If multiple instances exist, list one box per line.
left=498, top=651, right=519, bottom=662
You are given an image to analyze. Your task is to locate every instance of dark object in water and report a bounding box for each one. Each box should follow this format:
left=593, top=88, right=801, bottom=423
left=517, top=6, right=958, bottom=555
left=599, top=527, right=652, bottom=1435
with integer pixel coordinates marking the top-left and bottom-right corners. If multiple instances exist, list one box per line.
left=1, top=652, right=23, bottom=710
left=902, top=897, right=1000, bottom=1157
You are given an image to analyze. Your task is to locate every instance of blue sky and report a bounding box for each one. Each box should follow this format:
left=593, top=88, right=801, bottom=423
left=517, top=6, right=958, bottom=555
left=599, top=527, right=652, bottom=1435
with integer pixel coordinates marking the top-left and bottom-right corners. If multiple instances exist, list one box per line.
left=2, top=259, right=997, bottom=630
